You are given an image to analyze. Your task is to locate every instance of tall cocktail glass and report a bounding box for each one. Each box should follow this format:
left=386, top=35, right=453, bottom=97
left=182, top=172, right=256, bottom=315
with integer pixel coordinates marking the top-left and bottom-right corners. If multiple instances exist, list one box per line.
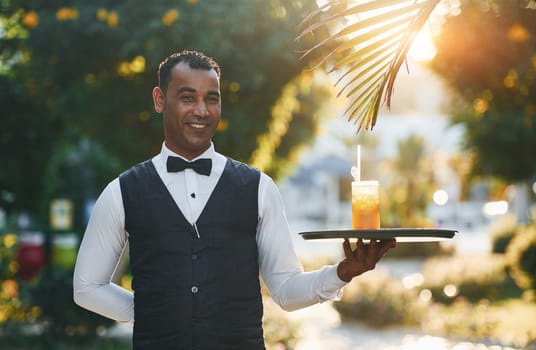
left=351, top=180, right=380, bottom=229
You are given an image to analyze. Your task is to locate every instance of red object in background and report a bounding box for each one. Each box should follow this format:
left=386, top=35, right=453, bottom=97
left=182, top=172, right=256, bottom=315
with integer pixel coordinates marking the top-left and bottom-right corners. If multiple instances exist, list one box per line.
left=16, top=232, right=46, bottom=281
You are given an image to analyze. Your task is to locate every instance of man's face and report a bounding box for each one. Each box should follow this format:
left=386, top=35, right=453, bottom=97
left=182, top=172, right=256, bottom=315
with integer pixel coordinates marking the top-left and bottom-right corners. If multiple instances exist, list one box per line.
left=153, top=62, right=221, bottom=159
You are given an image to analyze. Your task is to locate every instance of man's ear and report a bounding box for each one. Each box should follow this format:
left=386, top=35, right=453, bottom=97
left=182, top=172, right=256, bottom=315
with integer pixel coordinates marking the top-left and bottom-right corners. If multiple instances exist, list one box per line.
left=152, top=87, right=165, bottom=113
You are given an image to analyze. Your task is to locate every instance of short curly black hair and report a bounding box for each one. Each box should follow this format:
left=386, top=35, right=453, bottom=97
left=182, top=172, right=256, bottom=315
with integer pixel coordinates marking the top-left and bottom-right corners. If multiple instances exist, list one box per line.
left=157, top=50, right=221, bottom=92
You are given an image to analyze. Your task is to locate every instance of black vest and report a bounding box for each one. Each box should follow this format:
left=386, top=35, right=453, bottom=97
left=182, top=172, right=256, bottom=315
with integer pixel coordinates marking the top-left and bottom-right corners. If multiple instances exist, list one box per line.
left=119, top=158, right=265, bottom=350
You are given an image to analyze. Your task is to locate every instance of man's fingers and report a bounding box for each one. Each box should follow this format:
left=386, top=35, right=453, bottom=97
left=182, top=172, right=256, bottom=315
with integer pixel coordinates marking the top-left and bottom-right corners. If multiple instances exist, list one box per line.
left=367, top=240, right=379, bottom=268
left=356, top=238, right=365, bottom=256
left=377, top=239, right=396, bottom=259
left=343, top=238, right=353, bottom=259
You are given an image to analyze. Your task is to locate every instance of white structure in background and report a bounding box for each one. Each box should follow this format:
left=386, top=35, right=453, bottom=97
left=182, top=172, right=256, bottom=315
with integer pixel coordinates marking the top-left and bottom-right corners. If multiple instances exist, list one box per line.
left=281, top=155, right=353, bottom=230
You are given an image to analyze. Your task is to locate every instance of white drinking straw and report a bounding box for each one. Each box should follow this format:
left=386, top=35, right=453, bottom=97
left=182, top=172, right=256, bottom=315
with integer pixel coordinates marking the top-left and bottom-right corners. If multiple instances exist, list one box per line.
left=356, top=144, right=361, bottom=182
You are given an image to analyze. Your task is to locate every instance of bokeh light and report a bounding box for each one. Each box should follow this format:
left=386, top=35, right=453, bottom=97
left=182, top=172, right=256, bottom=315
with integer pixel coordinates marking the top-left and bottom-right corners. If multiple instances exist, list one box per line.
left=433, top=189, right=449, bottom=206
left=443, top=284, right=458, bottom=298
left=402, top=273, right=424, bottom=289
left=22, top=11, right=39, bottom=28
left=419, top=289, right=432, bottom=303
left=162, top=9, right=180, bottom=26
left=482, top=201, right=508, bottom=216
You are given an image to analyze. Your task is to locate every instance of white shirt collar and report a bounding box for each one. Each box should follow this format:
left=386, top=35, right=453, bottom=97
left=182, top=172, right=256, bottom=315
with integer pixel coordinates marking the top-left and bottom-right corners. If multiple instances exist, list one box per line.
left=160, top=141, right=217, bottom=162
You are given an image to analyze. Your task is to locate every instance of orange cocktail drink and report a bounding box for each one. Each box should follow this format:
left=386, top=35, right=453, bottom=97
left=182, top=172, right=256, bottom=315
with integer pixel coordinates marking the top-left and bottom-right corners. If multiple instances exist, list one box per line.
left=351, top=180, right=380, bottom=229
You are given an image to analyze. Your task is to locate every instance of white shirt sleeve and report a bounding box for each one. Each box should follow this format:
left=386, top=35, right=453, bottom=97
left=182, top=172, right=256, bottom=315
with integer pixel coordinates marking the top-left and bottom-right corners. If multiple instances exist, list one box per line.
left=73, top=178, right=134, bottom=322
left=257, top=174, right=347, bottom=311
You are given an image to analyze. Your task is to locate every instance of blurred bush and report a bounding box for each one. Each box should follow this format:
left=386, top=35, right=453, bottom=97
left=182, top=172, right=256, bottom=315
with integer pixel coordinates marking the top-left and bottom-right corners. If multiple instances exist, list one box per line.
left=489, top=214, right=518, bottom=254
left=421, top=298, right=499, bottom=342
left=0, top=230, right=118, bottom=348
left=385, top=241, right=454, bottom=259
left=334, top=270, right=428, bottom=327
left=333, top=249, right=535, bottom=347
left=262, top=297, right=301, bottom=350
left=505, top=221, right=536, bottom=291
left=0, top=233, right=41, bottom=337
left=421, top=255, right=522, bottom=304
left=421, top=298, right=536, bottom=348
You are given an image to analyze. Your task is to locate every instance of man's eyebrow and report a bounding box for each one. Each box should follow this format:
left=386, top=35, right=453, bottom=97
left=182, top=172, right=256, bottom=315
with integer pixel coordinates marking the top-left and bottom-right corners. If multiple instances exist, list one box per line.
left=176, top=86, right=196, bottom=94
left=176, top=87, right=220, bottom=98
left=207, top=90, right=220, bottom=98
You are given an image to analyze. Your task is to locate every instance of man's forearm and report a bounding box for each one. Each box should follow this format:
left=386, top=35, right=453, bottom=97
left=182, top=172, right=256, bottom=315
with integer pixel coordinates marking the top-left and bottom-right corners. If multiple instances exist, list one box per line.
left=73, top=279, right=134, bottom=322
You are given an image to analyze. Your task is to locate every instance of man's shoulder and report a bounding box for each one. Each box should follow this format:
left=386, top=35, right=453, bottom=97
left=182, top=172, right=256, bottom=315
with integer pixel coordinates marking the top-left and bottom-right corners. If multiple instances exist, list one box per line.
left=224, top=157, right=261, bottom=175
left=120, top=159, right=154, bottom=176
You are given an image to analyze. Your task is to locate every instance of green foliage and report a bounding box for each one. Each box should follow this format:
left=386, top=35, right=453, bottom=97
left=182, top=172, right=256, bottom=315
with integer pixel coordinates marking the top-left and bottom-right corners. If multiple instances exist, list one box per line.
left=430, top=0, right=536, bottom=182
left=0, top=75, right=60, bottom=216
left=0, top=0, right=332, bottom=224
left=40, top=139, right=122, bottom=229
left=505, top=221, right=536, bottom=290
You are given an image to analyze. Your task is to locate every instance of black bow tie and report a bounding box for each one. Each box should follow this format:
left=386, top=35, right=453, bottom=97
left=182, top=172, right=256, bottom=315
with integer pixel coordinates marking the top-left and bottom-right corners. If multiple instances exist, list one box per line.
left=166, top=156, right=212, bottom=176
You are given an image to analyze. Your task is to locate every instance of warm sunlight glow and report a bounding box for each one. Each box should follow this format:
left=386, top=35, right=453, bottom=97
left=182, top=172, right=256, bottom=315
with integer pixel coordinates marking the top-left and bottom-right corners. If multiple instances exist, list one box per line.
left=409, top=27, right=437, bottom=62
left=433, top=189, right=449, bottom=206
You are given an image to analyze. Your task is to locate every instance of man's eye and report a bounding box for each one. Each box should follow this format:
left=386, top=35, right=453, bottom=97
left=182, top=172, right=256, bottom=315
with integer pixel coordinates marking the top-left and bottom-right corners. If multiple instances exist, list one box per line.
left=180, top=95, right=194, bottom=102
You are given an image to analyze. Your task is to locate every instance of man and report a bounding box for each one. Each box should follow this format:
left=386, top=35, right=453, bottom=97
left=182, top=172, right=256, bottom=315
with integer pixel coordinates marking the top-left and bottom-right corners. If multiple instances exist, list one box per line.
left=73, top=50, right=395, bottom=350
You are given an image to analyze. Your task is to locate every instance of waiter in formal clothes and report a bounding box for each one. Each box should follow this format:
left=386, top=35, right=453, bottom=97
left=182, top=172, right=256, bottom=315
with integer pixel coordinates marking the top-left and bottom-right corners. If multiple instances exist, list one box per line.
left=73, top=50, right=395, bottom=350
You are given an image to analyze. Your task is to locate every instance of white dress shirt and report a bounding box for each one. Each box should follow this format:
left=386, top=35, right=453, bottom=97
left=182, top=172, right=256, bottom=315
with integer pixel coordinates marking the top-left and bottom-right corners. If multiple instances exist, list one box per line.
left=73, top=142, right=346, bottom=323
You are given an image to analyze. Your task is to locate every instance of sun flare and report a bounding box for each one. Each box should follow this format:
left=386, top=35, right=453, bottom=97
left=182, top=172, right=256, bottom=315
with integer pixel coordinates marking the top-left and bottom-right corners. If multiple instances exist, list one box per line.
left=409, top=27, right=437, bottom=62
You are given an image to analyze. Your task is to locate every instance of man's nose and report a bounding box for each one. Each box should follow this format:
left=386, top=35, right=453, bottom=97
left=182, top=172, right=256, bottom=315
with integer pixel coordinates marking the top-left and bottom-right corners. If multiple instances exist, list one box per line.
left=194, top=100, right=209, bottom=117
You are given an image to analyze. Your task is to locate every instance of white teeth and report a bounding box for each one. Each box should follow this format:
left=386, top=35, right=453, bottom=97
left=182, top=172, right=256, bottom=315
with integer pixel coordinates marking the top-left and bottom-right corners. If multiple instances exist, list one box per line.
left=190, top=123, right=206, bottom=129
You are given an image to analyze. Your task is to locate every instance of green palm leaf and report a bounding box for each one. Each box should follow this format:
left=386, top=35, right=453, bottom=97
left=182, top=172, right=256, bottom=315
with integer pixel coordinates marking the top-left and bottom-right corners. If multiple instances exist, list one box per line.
left=298, top=0, right=440, bottom=131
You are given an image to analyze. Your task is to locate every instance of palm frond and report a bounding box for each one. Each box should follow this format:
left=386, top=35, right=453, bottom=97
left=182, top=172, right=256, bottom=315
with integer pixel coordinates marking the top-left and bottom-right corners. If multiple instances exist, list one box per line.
left=298, top=0, right=441, bottom=131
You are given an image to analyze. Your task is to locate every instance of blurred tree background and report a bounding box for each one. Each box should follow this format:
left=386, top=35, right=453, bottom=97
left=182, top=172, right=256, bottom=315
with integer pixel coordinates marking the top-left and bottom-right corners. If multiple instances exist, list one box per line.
left=0, top=0, right=333, bottom=228
left=430, top=0, right=536, bottom=205
left=429, top=0, right=536, bottom=306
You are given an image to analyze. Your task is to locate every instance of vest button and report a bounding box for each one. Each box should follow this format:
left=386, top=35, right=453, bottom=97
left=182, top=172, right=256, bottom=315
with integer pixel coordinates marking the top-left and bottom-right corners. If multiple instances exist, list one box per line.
left=191, top=254, right=198, bottom=260
left=191, top=286, right=199, bottom=294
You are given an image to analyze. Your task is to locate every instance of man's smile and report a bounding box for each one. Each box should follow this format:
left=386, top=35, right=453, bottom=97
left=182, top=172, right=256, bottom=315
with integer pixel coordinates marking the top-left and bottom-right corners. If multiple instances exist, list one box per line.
left=189, top=123, right=209, bottom=129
